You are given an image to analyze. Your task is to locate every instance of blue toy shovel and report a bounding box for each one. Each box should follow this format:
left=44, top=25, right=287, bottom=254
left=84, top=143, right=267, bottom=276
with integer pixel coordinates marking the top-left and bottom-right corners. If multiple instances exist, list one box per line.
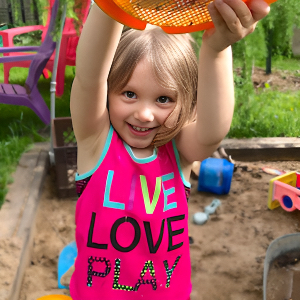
left=58, top=241, right=77, bottom=289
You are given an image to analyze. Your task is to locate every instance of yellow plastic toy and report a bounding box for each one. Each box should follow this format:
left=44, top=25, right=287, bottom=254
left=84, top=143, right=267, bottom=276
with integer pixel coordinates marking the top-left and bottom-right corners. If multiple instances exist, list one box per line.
left=268, top=171, right=300, bottom=212
left=37, top=295, right=72, bottom=300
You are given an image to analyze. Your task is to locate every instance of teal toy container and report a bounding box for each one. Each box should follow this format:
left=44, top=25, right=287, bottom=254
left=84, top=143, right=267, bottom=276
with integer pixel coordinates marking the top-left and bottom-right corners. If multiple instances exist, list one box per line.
left=198, top=158, right=234, bottom=195
left=0, top=24, right=8, bottom=47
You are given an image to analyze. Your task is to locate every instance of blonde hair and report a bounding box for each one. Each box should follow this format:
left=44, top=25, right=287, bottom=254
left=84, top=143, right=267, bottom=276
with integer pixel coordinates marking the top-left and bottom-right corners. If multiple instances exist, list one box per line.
left=108, top=27, right=198, bottom=147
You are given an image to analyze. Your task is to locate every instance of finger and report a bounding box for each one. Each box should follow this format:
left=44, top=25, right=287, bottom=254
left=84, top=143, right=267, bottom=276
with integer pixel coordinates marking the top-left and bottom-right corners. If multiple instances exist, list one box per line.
left=223, top=0, right=254, bottom=28
left=208, top=1, right=228, bottom=29
left=247, top=0, right=270, bottom=21
left=213, top=0, right=243, bottom=34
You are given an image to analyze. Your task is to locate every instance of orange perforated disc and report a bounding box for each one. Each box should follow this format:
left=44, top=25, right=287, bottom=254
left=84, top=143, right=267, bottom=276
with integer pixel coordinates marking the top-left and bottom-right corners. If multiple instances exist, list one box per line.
left=95, top=0, right=277, bottom=34
left=114, top=0, right=213, bottom=33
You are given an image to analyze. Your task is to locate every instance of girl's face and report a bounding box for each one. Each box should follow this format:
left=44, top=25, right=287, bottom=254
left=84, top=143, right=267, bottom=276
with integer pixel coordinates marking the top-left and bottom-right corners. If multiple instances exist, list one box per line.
left=108, top=58, right=176, bottom=151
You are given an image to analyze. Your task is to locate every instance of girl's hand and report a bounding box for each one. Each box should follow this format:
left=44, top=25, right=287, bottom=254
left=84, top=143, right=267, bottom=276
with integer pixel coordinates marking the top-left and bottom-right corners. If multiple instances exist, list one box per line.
left=204, top=0, right=270, bottom=52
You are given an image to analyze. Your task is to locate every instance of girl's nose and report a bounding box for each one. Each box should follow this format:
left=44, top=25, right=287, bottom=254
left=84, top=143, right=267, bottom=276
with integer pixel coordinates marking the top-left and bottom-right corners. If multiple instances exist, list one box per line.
left=134, top=106, right=154, bottom=122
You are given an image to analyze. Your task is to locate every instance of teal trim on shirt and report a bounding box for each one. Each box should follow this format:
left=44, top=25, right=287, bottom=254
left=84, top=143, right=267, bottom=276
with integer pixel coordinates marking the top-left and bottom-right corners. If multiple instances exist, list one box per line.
left=172, top=139, right=191, bottom=188
left=75, top=125, right=114, bottom=181
left=123, top=142, right=157, bottom=164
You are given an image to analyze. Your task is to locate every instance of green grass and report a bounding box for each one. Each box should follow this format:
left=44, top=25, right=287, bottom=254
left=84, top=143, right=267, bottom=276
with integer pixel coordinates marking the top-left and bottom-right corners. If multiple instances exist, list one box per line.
left=229, top=55, right=300, bottom=138
left=234, top=56, right=300, bottom=76
left=229, top=89, right=300, bottom=138
left=0, top=65, right=73, bottom=139
left=0, top=63, right=73, bottom=208
left=255, top=57, right=300, bottom=75
left=0, top=134, right=33, bottom=203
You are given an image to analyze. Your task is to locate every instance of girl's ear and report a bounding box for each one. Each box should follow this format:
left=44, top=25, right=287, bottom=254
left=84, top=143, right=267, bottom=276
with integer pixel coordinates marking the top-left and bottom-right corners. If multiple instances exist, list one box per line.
left=164, top=104, right=180, bottom=129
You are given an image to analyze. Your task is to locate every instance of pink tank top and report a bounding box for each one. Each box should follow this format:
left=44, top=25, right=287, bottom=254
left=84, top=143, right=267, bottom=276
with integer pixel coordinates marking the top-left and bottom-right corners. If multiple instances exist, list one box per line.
left=70, top=125, right=192, bottom=300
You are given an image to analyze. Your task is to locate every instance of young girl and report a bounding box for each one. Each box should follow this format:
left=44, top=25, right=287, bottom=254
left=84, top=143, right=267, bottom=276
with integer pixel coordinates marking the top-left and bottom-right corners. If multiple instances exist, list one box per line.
left=69, top=0, right=270, bottom=299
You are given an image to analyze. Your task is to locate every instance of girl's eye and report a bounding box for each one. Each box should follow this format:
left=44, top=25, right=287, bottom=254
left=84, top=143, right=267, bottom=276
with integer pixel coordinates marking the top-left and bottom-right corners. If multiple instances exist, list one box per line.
left=124, top=91, right=137, bottom=99
left=157, top=96, right=171, bottom=104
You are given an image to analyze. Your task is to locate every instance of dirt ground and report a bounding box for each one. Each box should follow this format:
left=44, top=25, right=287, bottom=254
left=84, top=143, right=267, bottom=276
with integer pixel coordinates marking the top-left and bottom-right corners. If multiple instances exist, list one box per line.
left=17, top=159, right=300, bottom=300
left=247, top=67, right=300, bottom=92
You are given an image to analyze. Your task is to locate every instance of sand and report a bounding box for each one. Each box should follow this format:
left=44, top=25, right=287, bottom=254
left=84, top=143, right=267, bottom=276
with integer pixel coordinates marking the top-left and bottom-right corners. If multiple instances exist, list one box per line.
left=13, top=160, right=300, bottom=300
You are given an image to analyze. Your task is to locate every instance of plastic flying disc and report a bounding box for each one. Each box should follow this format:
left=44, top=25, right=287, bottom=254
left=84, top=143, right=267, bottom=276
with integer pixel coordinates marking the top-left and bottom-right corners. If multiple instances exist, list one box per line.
left=95, top=0, right=278, bottom=34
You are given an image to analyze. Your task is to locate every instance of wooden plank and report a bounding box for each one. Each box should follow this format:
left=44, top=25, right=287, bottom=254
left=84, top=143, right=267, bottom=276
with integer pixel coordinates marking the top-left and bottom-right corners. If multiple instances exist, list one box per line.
left=0, top=153, right=37, bottom=238
left=0, top=10, right=10, bottom=24
left=0, top=0, right=13, bottom=24
left=10, top=149, right=49, bottom=300
left=23, top=0, right=35, bottom=23
left=0, top=143, right=49, bottom=300
left=221, top=137, right=300, bottom=161
left=0, top=0, right=10, bottom=24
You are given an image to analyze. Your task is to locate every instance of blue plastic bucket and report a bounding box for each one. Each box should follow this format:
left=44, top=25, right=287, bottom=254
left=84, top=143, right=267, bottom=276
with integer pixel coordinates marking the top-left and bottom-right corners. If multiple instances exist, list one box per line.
left=198, top=158, right=234, bottom=195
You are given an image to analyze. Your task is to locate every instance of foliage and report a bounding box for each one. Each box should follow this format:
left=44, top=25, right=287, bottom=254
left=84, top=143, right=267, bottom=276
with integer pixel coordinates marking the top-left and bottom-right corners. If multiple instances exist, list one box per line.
left=9, top=0, right=84, bottom=43
left=232, top=0, right=300, bottom=75
left=261, top=0, right=300, bottom=58
left=0, top=137, right=31, bottom=207
left=229, top=89, right=300, bottom=138
left=0, top=63, right=73, bottom=207
left=191, top=30, right=203, bottom=55
left=13, top=30, right=42, bottom=46
left=63, top=127, right=77, bottom=145
left=233, top=21, right=267, bottom=71
left=0, top=115, right=45, bottom=208
left=52, top=0, right=84, bottom=41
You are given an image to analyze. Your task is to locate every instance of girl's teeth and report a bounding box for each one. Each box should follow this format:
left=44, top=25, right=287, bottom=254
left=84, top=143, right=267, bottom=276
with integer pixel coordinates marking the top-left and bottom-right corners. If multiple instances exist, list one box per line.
left=132, top=126, right=149, bottom=132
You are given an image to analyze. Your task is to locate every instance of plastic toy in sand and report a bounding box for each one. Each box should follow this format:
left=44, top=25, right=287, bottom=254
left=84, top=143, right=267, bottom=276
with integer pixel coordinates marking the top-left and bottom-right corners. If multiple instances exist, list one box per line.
left=94, top=0, right=278, bottom=34
left=193, top=198, right=221, bottom=225
left=268, top=171, right=300, bottom=212
left=58, top=241, right=77, bottom=289
left=197, top=158, right=234, bottom=195
left=37, top=296, right=72, bottom=300
left=262, top=167, right=285, bottom=176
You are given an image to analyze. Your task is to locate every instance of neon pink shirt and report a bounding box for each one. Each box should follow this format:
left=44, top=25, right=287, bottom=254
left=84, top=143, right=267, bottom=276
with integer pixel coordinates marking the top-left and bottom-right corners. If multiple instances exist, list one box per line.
left=70, top=125, right=192, bottom=300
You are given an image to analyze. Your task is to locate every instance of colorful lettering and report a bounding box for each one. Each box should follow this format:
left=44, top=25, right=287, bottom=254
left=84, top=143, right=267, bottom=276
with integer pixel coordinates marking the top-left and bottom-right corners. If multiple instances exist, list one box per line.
left=110, top=217, right=141, bottom=252
left=128, top=173, right=137, bottom=210
left=134, top=260, right=157, bottom=291
left=167, top=215, right=185, bottom=251
left=87, top=212, right=108, bottom=249
left=162, top=173, right=177, bottom=211
left=87, top=256, right=111, bottom=287
left=103, top=170, right=125, bottom=210
left=163, top=255, right=181, bottom=288
left=113, top=258, right=135, bottom=291
left=87, top=256, right=182, bottom=290
left=143, top=219, right=165, bottom=254
left=140, top=175, right=162, bottom=214
left=87, top=212, right=185, bottom=254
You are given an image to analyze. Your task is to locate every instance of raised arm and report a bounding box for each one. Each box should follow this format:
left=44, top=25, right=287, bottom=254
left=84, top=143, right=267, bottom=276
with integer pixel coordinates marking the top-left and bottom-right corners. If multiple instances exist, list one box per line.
left=176, top=0, right=270, bottom=164
left=70, top=4, right=123, bottom=144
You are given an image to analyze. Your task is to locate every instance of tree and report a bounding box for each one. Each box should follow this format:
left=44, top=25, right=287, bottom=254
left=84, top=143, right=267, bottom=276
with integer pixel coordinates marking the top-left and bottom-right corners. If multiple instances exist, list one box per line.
left=261, top=0, right=300, bottom=74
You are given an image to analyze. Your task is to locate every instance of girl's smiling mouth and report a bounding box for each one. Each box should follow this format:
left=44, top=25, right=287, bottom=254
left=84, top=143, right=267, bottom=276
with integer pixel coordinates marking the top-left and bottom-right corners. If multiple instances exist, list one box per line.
left=127, top=123, right=156, bottom=136
left=132, top=125, right=150, bottom=132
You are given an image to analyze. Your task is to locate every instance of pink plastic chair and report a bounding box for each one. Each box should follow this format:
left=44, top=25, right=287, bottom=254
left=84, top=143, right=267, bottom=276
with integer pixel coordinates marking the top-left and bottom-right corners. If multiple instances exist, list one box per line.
left=0, top=0, right=90, bottom=97
left=0, top=0, right=59, bottom=124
